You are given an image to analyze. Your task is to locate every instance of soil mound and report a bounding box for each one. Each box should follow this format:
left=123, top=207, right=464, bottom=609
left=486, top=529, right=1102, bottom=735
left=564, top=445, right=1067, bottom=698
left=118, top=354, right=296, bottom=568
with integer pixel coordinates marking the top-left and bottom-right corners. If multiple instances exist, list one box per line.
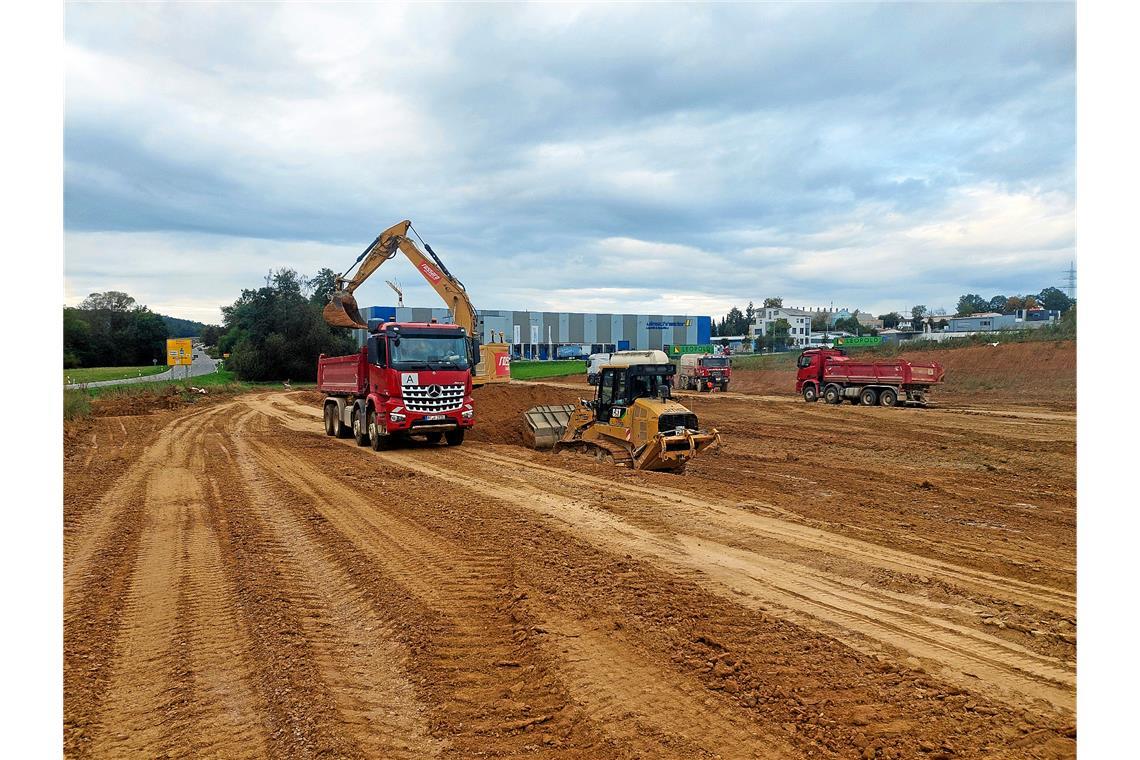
left=470, top=383, right=582, bottom=445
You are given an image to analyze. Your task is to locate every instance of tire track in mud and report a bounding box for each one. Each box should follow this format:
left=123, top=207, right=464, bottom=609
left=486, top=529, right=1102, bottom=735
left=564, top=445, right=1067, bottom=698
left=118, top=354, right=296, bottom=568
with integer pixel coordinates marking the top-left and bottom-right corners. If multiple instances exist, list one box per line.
left=64, top=405, right=237, bottom=757
left=372, top=446, right=1073, bottom=715
left=261, top=394, right=1073, bottom=715
left=248, top=394, right=1073, bottom=756
left=84, top=406, right=268, bottom=759
left=470, top=446, right=1074, bottom=613
left=238, top=397, right=790, bottom=757
left=222, top=408, right=442, bottom=759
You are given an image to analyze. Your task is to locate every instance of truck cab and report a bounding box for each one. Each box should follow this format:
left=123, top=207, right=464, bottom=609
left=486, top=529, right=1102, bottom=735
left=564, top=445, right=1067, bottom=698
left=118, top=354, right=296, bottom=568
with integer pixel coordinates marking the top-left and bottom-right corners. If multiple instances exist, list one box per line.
left=678, top=353, right=732, bottom=392
left=318, top=321, right=475, bottom=449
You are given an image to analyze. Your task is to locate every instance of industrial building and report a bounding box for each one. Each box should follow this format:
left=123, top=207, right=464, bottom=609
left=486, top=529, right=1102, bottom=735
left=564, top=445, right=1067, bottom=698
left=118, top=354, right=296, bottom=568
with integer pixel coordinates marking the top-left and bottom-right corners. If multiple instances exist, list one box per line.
left=357, top=306, right=712, bottom=359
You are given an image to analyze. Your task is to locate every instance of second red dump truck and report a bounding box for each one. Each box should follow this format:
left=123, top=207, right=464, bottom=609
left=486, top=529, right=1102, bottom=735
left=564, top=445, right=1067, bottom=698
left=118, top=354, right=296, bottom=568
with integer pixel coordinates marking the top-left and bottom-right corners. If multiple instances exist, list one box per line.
left=318, top=320, right=475, bottom=449
left=795, top=347, right=945, bottom=407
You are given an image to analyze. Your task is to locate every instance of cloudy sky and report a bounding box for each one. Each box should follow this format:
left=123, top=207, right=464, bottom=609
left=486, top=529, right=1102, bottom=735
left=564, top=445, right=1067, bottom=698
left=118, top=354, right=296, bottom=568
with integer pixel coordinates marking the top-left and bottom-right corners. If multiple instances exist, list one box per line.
left=64, top=2, right=1074, bottom=324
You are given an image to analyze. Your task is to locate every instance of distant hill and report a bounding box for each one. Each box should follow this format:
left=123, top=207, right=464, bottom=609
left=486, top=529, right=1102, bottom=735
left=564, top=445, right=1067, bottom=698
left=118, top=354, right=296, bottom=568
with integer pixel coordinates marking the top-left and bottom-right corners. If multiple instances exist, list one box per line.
left=162, top=314, right=211, bottom=338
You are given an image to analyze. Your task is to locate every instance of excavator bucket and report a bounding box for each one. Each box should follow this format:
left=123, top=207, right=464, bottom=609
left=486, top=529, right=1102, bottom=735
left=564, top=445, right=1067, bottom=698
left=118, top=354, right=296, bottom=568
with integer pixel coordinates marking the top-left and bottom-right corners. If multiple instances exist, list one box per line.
left=323, top=290, right=367, bottom=329
left=523, top=404, right=576, bottom=449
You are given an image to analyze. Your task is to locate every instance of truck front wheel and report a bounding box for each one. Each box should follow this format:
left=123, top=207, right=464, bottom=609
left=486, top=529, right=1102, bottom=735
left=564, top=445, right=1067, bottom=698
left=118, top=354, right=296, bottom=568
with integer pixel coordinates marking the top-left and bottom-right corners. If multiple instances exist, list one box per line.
left=445, top=429, right=465, bottom=446
left=802, top=385, right=818, bottom=403
left=368, top=409, right=387, bottom=451
left=352, top=407, right=370, bottom=446
left=879, top=388, right=898, bottom=407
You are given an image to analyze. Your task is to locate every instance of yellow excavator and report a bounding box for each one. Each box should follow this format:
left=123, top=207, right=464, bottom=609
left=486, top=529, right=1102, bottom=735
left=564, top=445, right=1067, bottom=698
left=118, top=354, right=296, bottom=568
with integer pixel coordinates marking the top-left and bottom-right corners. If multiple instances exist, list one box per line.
left=323, top=220, right=511, bottom=386
left=523, top=351, right=720, bottom=472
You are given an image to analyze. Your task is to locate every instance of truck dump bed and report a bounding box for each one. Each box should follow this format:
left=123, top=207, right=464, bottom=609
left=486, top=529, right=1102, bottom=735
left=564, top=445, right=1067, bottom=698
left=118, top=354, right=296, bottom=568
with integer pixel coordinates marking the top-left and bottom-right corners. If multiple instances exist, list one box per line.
left=317, top=350, right=367, bottom=395
left=822, top=357, right=945, bottom=386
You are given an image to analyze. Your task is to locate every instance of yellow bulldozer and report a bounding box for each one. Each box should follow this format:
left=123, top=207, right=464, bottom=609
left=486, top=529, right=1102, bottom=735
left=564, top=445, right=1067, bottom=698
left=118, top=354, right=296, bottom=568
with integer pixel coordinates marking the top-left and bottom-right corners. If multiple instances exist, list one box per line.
left=523, top=351, right=720, bottom=472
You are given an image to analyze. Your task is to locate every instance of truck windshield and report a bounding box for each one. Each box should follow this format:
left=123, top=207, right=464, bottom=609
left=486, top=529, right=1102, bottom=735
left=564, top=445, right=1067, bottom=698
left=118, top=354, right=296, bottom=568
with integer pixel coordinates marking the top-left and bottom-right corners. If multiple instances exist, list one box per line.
left=702, top=357, right=729, bottom=367
left=390, top=335, right=470, bottom=370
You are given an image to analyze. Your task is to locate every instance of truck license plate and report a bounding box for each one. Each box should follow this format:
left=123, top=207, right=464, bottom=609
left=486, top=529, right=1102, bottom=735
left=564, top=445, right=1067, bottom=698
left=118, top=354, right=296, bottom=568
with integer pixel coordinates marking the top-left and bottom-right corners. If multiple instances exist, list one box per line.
left=425, top=414, right=447, bottom=421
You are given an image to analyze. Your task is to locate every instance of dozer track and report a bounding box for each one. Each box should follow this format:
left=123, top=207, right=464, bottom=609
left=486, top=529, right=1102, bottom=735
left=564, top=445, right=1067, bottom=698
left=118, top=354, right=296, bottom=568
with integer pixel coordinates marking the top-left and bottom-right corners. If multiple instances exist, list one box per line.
left=553, top=437, right=635, bottom=467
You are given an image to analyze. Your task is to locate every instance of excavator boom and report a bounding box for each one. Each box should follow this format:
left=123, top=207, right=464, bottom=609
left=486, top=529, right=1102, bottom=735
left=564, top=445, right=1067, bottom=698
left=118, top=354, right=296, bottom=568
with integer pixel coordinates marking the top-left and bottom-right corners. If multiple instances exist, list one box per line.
left=323, top=220, right=510, bottom=385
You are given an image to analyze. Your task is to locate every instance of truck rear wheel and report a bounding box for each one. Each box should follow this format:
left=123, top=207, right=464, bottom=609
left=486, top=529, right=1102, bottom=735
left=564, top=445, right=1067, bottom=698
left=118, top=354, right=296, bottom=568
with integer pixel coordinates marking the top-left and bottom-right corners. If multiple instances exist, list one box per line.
left=445, top=429, right=465, bottom=446
left=879, top=388, right=898, bottom=407
left=802, top=385, right=818, bottom=403
left=352, top=407, right=369, bottom=446
left=823, top=384, right=842, bottom=404
left=324, top=403, right=337, bottom=436
left=860, top=388, right=879, bottom=406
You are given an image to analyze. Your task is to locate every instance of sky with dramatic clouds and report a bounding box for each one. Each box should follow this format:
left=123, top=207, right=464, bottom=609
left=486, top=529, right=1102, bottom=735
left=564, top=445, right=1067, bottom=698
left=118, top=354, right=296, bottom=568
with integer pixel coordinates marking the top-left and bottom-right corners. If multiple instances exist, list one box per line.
left=64, top=2, right=1075, bottom=324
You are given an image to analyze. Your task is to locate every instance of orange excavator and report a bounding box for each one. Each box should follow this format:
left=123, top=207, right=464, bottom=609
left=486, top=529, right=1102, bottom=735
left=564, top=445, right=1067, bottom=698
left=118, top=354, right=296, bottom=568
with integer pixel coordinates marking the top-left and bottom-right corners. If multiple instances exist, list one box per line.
left=323, top=220, right=510, bottom=386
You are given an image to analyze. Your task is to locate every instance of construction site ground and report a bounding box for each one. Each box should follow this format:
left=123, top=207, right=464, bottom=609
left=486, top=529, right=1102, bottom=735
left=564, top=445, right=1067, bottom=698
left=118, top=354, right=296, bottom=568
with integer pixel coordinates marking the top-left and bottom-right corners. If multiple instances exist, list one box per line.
left=64, top=341, right=1076, bottom=759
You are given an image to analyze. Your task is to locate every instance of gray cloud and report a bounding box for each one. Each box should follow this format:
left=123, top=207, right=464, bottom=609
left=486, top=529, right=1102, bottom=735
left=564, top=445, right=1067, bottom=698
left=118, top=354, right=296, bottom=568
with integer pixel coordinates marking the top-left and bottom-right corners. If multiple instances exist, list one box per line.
left=64, top=2, right=1074, bottom=322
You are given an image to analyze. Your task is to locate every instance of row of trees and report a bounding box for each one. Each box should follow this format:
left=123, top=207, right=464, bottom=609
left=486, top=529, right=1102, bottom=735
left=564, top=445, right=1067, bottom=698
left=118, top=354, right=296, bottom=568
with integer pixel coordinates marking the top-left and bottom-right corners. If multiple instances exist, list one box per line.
left=955, top=287, right=1073, bottom=317
left=217, top=268, right=356, bottom=381
left=64, top=292, right=172, bottom=368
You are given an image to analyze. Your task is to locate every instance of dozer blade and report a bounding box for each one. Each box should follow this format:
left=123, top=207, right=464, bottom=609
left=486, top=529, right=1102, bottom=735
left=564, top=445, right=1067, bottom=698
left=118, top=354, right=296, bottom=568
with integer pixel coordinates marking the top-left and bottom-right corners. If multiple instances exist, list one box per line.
left=634, top=429, right=721, bottom=472
left=323, top=290, right=367, bottom=329
left=523, top=404, right=576, bottom=449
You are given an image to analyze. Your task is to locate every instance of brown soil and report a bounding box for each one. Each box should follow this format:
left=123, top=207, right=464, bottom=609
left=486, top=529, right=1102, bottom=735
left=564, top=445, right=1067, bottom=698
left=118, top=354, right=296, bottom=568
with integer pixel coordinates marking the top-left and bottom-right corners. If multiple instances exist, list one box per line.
left=65, top=342, right=1076, bottom=758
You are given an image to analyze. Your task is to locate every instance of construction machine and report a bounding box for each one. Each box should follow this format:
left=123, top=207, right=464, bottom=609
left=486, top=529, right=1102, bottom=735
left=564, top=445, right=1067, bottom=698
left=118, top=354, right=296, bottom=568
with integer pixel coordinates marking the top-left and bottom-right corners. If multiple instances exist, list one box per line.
left=523, top=350, right=721, bottom=472
left=323, top=220, right=511, bottom=386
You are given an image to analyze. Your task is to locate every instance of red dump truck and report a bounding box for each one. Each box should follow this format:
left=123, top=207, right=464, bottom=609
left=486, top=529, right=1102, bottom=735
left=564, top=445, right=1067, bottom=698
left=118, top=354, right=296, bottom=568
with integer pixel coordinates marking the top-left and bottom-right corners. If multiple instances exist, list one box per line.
left=318, top=320, right=475, bottom=449
left=795, top=347, right=945, bottom=407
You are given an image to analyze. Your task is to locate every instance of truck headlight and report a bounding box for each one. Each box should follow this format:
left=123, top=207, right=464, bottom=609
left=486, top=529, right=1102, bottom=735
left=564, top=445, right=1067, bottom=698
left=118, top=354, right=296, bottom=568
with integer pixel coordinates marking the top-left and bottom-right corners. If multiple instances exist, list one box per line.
left=462, top=409, right=474, bottom=419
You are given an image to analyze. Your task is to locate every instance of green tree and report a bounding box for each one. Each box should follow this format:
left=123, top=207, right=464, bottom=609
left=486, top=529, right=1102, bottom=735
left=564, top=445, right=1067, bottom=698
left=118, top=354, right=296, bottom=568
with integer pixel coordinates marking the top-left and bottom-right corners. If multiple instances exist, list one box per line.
left=988, top=295, right=1009, bottom=313
left=220, top=268, right=357, bottom=381
left=307, top=267, right=341, bottom=307
left=200, top=324, right=223, bottom=347
left=1037, top=286, right=1074, bottom=313
left=722, top=306, right=746, bottom=335
left=768, top=318, right=791, bottom=351
left=833, top=316, right=863, bottom=334
left=911, top=305, right=928, bottom=321
left=878, top=312, right=903, bottom=329
left=762, top=297, right=783, bottom=309
left=956, top=294, right=989, bottom=316
left=80, top=291, right=135, bottom=312
left=744, top=301, right=756, bottom=331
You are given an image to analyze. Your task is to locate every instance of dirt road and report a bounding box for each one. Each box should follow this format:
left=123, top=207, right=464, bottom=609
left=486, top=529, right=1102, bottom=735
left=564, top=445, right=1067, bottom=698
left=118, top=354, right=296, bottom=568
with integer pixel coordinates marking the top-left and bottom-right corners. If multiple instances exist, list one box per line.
left=64, top=382, right=1075, bottom=758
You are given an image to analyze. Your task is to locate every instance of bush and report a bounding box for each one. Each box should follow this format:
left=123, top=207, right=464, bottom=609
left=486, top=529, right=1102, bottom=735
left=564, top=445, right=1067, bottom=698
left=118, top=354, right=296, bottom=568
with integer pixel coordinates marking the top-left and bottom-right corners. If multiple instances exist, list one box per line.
left=63, top=390, right=91, bottom=421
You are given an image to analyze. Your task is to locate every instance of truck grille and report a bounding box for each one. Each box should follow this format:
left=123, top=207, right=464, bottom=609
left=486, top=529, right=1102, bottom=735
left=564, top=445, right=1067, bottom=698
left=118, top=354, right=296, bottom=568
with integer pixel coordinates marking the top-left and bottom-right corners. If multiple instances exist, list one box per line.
left=401, top=383, right=465, bottom=412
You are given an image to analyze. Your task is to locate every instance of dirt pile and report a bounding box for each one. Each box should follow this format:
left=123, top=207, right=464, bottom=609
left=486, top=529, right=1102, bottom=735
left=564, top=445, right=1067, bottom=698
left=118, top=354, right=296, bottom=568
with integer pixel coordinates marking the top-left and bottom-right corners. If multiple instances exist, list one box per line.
left=469, top=383, right=581, bottom=444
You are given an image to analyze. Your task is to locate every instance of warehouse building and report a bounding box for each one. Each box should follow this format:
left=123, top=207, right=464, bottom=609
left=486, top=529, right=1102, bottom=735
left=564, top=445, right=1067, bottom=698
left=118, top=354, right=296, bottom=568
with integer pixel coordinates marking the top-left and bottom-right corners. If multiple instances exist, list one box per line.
left=358, top=306, right=712, bottom=359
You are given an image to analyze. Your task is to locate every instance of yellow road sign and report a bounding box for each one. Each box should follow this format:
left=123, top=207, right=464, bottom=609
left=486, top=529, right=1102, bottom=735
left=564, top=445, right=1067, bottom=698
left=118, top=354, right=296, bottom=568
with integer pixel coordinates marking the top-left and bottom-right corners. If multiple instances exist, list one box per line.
left=167, top=338, right=193, bottom=366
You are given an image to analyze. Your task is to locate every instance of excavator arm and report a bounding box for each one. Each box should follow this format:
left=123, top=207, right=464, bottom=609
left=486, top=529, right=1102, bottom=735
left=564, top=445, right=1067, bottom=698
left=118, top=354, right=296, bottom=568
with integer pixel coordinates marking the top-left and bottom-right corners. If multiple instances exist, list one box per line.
left=323, top=219, right=478, bottom=334
left=323, top=219, right=511, bottom=386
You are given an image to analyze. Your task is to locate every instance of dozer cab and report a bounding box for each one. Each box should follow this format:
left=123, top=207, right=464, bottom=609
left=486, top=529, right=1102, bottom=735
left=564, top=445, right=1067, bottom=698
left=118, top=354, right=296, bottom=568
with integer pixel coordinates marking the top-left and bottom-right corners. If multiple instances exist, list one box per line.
left=523, top=351, right=720, bottom=472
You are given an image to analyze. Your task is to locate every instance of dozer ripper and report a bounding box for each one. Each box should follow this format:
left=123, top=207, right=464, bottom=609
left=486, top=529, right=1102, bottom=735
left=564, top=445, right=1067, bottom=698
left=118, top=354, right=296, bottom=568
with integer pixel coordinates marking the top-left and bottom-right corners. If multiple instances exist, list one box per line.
left=323, top=220, right=511, bottom=387
left=524, top=351, right=721, bottom=472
